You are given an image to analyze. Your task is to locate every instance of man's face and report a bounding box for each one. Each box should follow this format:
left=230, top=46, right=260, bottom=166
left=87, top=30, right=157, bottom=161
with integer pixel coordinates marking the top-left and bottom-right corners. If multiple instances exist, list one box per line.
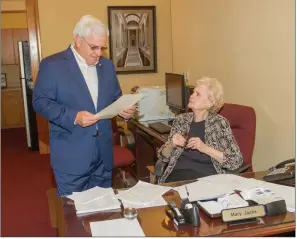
left=74, top=33, right=108, bottom=66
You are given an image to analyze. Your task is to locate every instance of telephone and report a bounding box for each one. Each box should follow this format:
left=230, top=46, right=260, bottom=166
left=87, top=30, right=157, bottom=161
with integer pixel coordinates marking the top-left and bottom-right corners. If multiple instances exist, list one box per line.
left=263, top=158, right=295, bottom=186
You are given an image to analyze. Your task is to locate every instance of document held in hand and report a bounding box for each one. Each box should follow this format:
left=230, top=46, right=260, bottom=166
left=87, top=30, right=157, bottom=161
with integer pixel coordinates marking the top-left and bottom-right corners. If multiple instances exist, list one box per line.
left=96, top=94, right=145, bottom=119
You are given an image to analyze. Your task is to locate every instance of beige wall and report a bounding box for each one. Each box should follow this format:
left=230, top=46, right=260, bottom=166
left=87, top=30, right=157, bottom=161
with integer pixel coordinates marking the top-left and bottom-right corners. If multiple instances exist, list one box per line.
left=37, top=0, right=173, bottom=93
left=171, top=0, right=295, bottom=171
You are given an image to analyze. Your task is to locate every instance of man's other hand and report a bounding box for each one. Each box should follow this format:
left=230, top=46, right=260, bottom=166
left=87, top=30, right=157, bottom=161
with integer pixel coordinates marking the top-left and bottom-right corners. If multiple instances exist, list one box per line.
left=75, top=111, right=100, bottom=127
left=119, top=105, right=136, bottom=120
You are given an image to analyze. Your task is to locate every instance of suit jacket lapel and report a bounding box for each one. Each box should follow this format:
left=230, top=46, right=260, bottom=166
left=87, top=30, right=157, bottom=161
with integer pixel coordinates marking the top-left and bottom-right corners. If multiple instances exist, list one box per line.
left=63, top=47, right=95, bottom=111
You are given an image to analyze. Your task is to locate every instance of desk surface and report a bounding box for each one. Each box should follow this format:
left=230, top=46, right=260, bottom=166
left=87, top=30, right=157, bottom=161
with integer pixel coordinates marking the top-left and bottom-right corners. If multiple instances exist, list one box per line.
left=57, top=171, right=295, bottom=237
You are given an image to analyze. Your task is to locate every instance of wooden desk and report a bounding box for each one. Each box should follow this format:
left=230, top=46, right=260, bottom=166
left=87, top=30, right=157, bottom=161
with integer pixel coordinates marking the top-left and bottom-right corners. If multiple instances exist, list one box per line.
left=128, top=119, right=168, bottom=181
left=56, top=172, right=295, bottom=237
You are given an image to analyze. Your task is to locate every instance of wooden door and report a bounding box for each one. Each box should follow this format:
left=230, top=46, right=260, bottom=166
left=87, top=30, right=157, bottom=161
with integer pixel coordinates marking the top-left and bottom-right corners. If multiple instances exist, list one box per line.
left=13, top=28, right=29, bottom=65
left=1, top=29, right=16, bottom=64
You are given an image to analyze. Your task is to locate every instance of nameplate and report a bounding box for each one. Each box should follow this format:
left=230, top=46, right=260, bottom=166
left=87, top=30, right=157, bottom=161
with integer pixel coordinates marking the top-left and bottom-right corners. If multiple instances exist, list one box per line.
left=221, top=205, right=266, bottom=223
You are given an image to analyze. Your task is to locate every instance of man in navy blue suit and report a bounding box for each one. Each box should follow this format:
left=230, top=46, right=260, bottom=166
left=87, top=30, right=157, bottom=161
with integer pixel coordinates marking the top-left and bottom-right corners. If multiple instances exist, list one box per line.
left=33, top=15, right=135, bottom=196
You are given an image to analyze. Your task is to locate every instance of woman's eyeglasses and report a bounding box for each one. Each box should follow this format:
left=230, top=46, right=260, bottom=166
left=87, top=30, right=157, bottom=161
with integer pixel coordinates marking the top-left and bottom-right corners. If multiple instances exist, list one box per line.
left=81, top=37, right=108, bottom=52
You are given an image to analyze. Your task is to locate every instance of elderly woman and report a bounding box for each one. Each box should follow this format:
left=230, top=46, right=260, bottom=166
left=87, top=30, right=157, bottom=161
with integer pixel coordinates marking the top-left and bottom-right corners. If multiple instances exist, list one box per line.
left=157, top=77, right=243, bottom=184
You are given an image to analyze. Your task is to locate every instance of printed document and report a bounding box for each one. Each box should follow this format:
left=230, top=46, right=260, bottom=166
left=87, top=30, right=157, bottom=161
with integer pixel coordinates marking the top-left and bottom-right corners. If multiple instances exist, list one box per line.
left=67, top=186, right=114, bottom=204
left=90, top=218, right=145, bottom=236
left=96, top=94, right=145, bottom=119
left=117, top=180, right=171, bottom=205
left=75, top=191, right=121, bottom=214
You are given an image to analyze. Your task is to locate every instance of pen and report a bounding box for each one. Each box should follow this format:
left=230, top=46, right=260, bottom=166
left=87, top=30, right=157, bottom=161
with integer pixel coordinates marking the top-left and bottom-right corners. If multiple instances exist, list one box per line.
left=185, top=185, right=190, bottom=197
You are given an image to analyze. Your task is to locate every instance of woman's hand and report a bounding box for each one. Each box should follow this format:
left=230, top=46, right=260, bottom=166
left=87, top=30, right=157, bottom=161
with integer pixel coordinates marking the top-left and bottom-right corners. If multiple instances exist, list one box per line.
left=172, top=133, right=187, bottom=148
left=186, top=137, right=208, bottom=153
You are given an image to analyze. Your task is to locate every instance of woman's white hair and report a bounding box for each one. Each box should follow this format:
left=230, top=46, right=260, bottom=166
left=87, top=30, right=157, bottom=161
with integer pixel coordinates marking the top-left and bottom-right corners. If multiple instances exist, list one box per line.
left=73, top=15, right=109, bottom=38
left=196, top=76, right=224, bottom=113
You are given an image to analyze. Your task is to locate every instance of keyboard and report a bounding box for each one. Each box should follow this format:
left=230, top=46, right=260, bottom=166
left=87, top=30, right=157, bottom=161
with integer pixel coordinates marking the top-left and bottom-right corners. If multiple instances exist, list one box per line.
left=148, top=122, right=171, bottom=134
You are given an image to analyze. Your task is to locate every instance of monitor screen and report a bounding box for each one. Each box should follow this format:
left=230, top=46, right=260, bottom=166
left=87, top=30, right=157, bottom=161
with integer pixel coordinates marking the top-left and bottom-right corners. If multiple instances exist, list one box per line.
left=165, top=73, right=185, bottom=112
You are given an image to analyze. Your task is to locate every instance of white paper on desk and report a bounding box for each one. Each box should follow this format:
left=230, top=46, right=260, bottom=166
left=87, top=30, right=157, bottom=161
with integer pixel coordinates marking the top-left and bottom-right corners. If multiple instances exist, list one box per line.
left=117, top=180, right=172, bottom=205
left=199, top=174, right=262, bottom=192
left=174, top=180, right=229, bottom=202
left=245, top=179, right=296, bottom=211
left=75, top=192, right=121, bottom=214
left=67, top=186, right=114, bottom=204
left=117, top=191, right=167, bottom=209
left=90, top=218, right=145, bottom=237
left=96, top=94, right=145, bottom=119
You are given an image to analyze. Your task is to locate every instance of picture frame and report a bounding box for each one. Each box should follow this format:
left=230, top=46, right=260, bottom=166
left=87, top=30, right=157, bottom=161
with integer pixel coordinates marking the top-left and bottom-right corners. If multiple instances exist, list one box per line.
left=107, top=6, right=157, bottom=74
left=1, top=73, right=7, bottom=89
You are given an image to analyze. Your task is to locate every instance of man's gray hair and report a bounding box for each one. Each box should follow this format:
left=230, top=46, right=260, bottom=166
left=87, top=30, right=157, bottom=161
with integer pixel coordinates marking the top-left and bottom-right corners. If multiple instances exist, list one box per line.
left=73, top=15, right=109, bottom=38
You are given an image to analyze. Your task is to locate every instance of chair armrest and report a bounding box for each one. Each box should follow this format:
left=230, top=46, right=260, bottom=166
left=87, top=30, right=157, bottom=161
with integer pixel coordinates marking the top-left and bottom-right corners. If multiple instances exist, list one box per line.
left=146, top=160, right=168, bottom=177
left=154, top=159, right=168, bottom=177
left=226, top=163, right=252, bottom=175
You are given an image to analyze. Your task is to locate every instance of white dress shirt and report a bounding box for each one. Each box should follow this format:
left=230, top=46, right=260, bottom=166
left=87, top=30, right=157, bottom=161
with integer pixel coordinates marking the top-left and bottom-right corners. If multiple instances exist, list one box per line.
left=71, top=45, right=98, bottom=110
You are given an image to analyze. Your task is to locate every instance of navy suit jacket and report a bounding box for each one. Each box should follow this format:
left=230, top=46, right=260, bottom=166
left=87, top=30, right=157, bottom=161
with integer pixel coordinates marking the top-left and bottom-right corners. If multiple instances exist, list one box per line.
left=33, top=47, right=122, bottom=175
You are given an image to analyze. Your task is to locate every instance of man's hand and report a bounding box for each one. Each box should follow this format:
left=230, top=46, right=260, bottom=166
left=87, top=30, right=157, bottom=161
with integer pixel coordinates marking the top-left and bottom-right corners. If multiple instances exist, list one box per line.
left=75, top=111, right=100, bottom=127
left=119, top=105, right=136, bottom=120
left=186, top=137, right=207, bottom=153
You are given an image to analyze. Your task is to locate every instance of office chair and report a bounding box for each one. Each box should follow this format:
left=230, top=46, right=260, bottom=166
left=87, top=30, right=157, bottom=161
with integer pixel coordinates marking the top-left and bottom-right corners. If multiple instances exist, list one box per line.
left=112, top=117, right=135, bottom=186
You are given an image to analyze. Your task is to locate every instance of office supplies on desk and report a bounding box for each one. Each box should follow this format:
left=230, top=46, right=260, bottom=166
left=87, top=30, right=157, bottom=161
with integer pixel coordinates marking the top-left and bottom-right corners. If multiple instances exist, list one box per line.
left=240, top=187, right=287, bottom=216
left=166, top=200, right=200, bottom=227
left=148, top=122, right=171, bottom=134
left=247, top=178, right=295, bottom=212
left=90, top=218, right=145, bottom=236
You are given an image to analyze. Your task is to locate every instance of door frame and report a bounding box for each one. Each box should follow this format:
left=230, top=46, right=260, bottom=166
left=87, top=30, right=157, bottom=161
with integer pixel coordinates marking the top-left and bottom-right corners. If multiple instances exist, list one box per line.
left=26, top=0, right=50, bottom=154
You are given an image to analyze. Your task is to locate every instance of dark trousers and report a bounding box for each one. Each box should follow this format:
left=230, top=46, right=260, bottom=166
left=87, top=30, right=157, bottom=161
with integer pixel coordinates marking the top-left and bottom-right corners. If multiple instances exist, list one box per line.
left=53, top=137, right=112, bottom=197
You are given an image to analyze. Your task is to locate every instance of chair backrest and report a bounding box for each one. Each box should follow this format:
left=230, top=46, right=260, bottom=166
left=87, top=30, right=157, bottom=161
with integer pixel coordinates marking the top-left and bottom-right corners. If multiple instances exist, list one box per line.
left=218, top=103, right=256, bottom=169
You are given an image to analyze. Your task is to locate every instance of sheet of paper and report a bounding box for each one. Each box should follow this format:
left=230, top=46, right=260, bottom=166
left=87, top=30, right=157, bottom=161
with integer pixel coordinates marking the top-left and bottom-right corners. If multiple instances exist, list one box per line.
left=199, top=174, right=262, bottom=191
left=67, top=187, right=114, bottom=204
left=116, top=180, right=172, bottom=205
left=90, top=218, right=145, bottom=237
left=96, top=94, right=145, bottom=119
left=174, top=180, right=229, bottom=202
left=117, top=192, right=167, bottom=209
left=75, top=192, right=121, bottom=214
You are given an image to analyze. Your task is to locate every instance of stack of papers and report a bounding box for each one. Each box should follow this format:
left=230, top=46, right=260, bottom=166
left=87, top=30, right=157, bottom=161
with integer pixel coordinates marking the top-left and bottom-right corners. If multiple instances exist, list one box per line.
left=67, top=187, right=121, bottom=214
left=90, top=218, right=145, bottom=236
left=116, top=181, right=171, bottom=208
left=174, top=180, right=229, bottom=202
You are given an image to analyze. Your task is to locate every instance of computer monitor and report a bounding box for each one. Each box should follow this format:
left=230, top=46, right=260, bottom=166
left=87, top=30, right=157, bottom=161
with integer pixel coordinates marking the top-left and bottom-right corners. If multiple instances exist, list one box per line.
left=165, top=73, right=186, bottom=113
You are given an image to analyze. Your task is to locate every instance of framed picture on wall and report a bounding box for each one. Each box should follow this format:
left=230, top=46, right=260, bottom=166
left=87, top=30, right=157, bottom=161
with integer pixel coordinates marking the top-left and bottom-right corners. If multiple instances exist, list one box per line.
left=107, top=6, right=157, bottom=74
left=1, top=73, right=7, bottom=89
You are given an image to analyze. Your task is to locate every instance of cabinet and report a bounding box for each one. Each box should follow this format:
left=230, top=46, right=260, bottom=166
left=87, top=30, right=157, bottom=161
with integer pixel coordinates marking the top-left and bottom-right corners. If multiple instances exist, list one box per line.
left=1, top=88, right=25, bottom=129
left=1, top=28, right=28, bottom=65
left=1, top=29, right=15, bottom=65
